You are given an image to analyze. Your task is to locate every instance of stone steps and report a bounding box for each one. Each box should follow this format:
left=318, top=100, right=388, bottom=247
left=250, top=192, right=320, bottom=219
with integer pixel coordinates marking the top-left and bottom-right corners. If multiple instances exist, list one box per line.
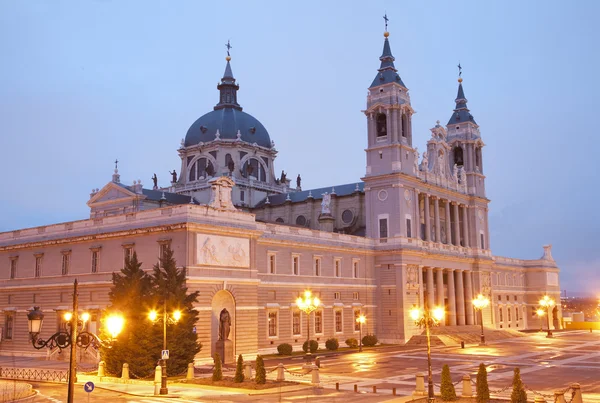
left=406, top=326, right=525, bottom=346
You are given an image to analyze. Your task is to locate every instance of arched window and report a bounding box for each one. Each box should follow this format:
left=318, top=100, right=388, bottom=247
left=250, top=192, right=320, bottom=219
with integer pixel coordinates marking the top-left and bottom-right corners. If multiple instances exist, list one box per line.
left=475, top=147, right=483, bottom=172
left=225, top=154, right=234, bottom=173
left=189, top=157, right=215, bottom=181
left=275, top=217, right=284, bottom=223
left=453, top=146, right=464, bottom=166
left=401, top=113, right=407, bottom=138
left=242, top=158, right=266, bottom=182
left=376, top=113, right=387, bottom=137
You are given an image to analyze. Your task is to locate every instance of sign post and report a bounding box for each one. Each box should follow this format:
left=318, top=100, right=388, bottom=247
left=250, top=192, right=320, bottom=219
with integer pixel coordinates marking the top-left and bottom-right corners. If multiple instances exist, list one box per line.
left=84, top=381, right=94, bottom=403
left=162, top=350, right=169, bottom=360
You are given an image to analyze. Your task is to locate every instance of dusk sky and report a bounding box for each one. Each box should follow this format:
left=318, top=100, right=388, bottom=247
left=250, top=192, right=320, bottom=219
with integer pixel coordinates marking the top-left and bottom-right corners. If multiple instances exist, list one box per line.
left=0, top=1, right=598, bottom=295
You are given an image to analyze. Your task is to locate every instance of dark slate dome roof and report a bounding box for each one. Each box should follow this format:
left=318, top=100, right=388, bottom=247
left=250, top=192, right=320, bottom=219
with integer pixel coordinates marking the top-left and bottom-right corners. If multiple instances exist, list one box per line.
left=185, top=108, right=271, bottom=148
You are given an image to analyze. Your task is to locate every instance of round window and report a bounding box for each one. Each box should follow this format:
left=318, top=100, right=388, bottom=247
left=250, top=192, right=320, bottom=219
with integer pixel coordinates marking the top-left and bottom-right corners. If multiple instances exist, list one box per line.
left=342, top=209, right=354, bottom=224
left=275, top=217, right=284, bottom=223
left=295, top=215, right=307, bottom=226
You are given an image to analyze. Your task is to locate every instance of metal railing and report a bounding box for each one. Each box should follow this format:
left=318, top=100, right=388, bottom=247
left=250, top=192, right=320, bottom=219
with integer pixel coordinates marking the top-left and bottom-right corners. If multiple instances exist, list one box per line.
left=0, top=367, right=68, bottom=383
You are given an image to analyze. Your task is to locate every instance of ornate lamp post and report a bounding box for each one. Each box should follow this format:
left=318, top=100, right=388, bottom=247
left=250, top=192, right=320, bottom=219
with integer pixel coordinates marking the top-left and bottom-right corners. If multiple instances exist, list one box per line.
left=410, top=302, right=445, bottom=403
left=295, top=290, right=320, bottom=364
left=536, top=308, right=545, bottom=332
left=539, top=295, right=555, bottom=338
left=356, top=314, right=366, bottom=352
left=149, top=305, right=181, bottom=395
left=472, top=294, right=490, bottom=345
left=27, top=279, right=124, bottom=403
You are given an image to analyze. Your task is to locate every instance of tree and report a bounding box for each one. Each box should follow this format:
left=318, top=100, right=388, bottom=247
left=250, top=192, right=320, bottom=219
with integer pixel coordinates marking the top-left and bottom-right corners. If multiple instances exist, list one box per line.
left=440, top=364, right=457, bottom=401
left=212, top=353, right=223, bottom=381
left=476, top=363, right=490, bottom=403
left=255, top=355, right=266, bottom=384
left=234, top=354, right=245, bottom=383
left=150, top=246, right=201, bottom=376
left=510, top=367, right=527, bottom=403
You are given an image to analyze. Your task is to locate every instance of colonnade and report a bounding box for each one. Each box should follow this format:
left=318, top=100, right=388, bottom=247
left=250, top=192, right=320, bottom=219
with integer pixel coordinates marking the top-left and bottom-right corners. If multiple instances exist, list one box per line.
left=419, top=266, right=475, bottom=326
left=416, top=193, right=469, bottom=247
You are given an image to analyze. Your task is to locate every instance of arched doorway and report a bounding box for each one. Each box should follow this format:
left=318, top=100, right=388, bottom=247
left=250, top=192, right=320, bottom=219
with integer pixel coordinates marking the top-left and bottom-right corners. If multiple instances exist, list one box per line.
left=211, top=290, right=236, bottom=362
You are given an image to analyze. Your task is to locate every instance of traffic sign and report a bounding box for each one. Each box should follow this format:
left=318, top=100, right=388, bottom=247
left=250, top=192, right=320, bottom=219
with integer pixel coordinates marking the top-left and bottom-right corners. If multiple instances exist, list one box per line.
left=84, top=381, right=95, bottom=393
left=162, top=349, right=170, bottom=360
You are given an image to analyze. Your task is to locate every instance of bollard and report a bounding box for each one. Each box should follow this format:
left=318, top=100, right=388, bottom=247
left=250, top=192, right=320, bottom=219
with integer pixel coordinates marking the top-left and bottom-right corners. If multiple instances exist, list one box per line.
left=461, top=341, right=465, bottom=349
left=591, top=328, right=593, bottom=333
left=244, top=362, right=253, bottom=379
left=154, top=365, right=162, bottom=396
left=336, top=382, right=339, bottom=391
left=121, top=363, right=130, bottom=380
left=372, top=385, right=377, bottom=393
left=414, top=372, right=425, bottom=395
left=187, top=363, right=195, bottom=380
left=311, top=364, right=320, bottom=386
left=462, top=374, right=473, bottom=397
left=392, top=387, right=396, bottom=396
left=554, top=390, right=566, bottom=403
left=276, top=363, right=285, bottom=382
left=571, top=383, right=583, bottom=403
left=354, top=384, right=358, bottom=393
left=98, top=361, right=105, bottom=379
left=534, top=396, right=547, bottom=403
left=315, top=357, right=321, bottom=368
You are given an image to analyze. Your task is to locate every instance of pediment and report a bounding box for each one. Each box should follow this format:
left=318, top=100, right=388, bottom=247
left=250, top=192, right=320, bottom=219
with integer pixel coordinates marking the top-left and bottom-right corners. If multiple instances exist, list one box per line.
left=87, top=182, right=140, bottom=207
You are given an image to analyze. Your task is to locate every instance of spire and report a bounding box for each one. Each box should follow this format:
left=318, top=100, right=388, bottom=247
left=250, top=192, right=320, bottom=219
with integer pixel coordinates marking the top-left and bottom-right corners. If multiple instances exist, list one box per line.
left=447, top=72, right=477, bottom=125
left=370, top=17, right=405, bottom=89
left=215, top=40, right=242, bottom=111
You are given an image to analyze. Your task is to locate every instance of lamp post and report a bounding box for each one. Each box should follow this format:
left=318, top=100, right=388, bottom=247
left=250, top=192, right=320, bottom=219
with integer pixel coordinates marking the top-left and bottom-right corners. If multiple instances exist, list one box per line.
left=27, top=279, right=124, bottom=403
left=410, top=301, right=445, bottom=403
left=472, top=294, right=490, bottom=346
left=356, top=314, right=366, bottom=352
left=295, top=290, right=320, bottom=364
left=539, top=295, right=555, bottom=338
left=149, top=304, right=181, bottom=395
left=536, top=308, right=545, bottom=332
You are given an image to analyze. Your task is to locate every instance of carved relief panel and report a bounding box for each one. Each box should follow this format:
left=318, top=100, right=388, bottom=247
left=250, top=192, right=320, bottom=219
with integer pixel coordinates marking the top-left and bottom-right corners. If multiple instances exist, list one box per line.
left=196, top=234, right=249, bottom=268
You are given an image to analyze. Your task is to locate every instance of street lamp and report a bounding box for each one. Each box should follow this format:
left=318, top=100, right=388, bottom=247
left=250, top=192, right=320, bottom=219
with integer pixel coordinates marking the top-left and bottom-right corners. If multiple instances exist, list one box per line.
left=148, top=306, right=181, bottom=395
left=356, top=314, right=366, bottom=352
left=295, top=290, right=320, bottom=364
left=27, top=279, right=123, bottom=403
left=539, top=295, right=555, bottom=338
left=536, top=308, right=545, bottom=332
left=472, top=294, right=490, bottom=346
left=410, top=302, right=445, bottom=403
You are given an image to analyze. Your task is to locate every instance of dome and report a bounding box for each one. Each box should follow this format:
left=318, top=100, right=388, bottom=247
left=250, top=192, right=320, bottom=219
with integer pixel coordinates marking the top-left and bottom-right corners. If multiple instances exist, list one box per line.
left=185, top=108, right=271, bottom=148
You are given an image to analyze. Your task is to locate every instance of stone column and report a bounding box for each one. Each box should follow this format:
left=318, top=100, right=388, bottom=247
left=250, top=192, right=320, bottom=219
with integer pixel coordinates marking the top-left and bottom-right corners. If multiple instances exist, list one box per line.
left=418, top=266, right=424, bottom=308
left=415, top=191, right=421, bottom=239
left=434, top=197, right=441, bottom=243
left=424, top=194, right=431, bottom=241
left=447, top=269, right=457, bottom=326
left=391, top=109, right=398, bottom=143
left=436, top=268, right=445, bottom=326
left=453, top=202, right=460, bottom=246
left=445, top=200, right=452, bottom=244
left=465, top=271, right=474, bottom=325
left=426, top=267, right=435, bottom=309
left=368, top=114, right=376, bottom=146
left=462, top=205, right=469, bottom=247
left=386, top=109, right=392, bottom=140
left=456, top=270, right=466, bottom=325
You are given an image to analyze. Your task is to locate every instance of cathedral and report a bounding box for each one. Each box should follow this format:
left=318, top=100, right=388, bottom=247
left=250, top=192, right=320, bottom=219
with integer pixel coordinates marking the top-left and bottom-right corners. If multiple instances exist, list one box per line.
left=0, top=25, right=561, bottom=364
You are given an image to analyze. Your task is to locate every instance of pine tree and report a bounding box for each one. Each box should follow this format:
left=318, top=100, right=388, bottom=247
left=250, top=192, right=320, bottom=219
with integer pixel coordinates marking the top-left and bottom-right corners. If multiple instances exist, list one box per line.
left=510, top=367, right=527, bottom=403
left=150, top=246, right=201, bottom=376
left=234, top=354, right=245, bottom=383
left=255, top=355, right=266, bottom=384
left=440, top=364, right=457, bottom=401
left=212, top=353, right=223, bottom=381
left=476, top=363, right=490, bottom=403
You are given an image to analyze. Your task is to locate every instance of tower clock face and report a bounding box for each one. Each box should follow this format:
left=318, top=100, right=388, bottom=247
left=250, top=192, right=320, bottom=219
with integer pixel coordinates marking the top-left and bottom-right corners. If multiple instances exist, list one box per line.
left=378, top=189, right=388, bottom=201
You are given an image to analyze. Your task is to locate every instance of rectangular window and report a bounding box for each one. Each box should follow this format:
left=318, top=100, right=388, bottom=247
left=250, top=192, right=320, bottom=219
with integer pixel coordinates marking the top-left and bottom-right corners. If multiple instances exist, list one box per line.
left=61, top=253, right=70, bottom=275
left=35, top=256, right=42, bottom=278
left=353, top=260, right=359, bottom=278
left=508, top=307, right=512, bottom=321
left=9, top=258, right=17, bottom=279
left=268, top=311, right=278, bottom=337
left=4, top=313, right=14, bottom=340
left=353, top=292, right=359, bottom=300
left=379, top=218, right=388, bottom=239
left=515, top=307, right=519, bottom=321
left=314, top=257, right=321, bottom=276
left=334, top=292, right=340, bottom=300
left=506, top=295, right=510, bottom=301
left=514, top=295, right=518, bottom=301
left=498, top=295, right=501, bottom=301
left=91, top=250, right=99, bottom=273
left=406, top=218, right=412, bottom=238
left=159, top=242, right=170, bottom=266
left=354, top=310, right=361, bottom=331
left=335, top=310, right=343, bottom=332
left=240, top=190, right=245, bottom=202
left=292, top=255, right=299, bottom=275
left=315, top=310, right=323, bottom=334
left=334, top=259, right=341, bottom=277
left=268, top=253, right=276, bottom=274
left=124, top=246, right=133, bottom=266
left=499, top=308, right=503, bottom=322
left=292, top=311, right=301, bottom=335
left=480, top=233, right=485, bottom=249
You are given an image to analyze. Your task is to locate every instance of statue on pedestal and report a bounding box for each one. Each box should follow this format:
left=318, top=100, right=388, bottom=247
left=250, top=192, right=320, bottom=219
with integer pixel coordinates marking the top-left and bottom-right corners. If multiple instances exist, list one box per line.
left=219, top=308, right=231, bottom=340
left=151, top=173, right=158, bottom=189
left=321, top=192, right=331, bottom=215
left=169, top=170, right=178, bottom=183
left=296, top=174, right=301, bottom=189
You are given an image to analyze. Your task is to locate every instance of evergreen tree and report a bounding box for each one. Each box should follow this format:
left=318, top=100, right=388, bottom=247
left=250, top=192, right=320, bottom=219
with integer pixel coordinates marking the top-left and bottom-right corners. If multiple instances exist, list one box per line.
left=476, top=363, right=490, bottom=403
left=255, top=355, right=266, bottom=384
left=234, top=354, right=245, bottom=383
left=101, top=252, right=156, bottom=377
left=440, top=364, right=457, bottom=401
left=510, top=367, right=527, bottom=403
left=150, top=246, right=201, bottom=376
left=212, top=353, right=223, bottom=381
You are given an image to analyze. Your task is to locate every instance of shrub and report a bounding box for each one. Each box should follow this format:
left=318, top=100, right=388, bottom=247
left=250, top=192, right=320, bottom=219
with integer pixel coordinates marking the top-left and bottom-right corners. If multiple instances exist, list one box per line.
left=325, top=338, right=339, bottom=351
left=362, top=334, right=378, bottom=347
left=440, top=364, right=457, bottom=401
left=345, top=338, right=358, bottom=348
left=277, top=343, right=293, bottom=355
left=510, top=367, right=527, bottom=403
left=234, top=354, right=244, bottom=383
left=302, top=339, right=319, bottom=353
left=255, top=355, right=266, bottom=384
left=212, top=353, right=222, bottom=381
left=476, top=363, right=490, bottom=403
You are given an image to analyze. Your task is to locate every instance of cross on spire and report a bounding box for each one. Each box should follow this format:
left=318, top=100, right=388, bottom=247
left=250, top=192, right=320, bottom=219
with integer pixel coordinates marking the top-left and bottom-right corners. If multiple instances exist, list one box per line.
left=114, top=159, right=119, bottom=170
left=225, top=40, right=232, bottom=56
left=383, top=13, right=389, bottom=31
left=458, top=62, right=462, bottom=77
